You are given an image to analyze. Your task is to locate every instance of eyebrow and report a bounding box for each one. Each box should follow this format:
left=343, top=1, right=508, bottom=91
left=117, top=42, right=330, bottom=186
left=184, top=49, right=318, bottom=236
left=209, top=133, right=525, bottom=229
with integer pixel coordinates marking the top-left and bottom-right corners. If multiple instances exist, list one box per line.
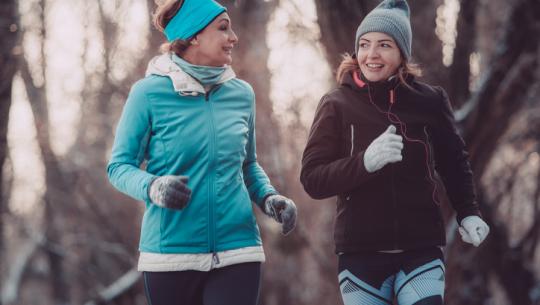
left=360, top=38, right=393, bottom=43
left=218, top=18, right=230, bottom=24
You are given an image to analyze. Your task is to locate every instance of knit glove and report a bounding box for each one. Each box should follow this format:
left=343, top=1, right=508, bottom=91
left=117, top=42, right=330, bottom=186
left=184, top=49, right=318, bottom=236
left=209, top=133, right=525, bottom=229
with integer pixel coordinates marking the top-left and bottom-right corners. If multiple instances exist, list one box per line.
left=459, top=216, right=490, bottom=247
left=148, top=175, right=192, bottom=210
left=264, top=194, right=297, bottom=235
left=363, top=125, right=404, bottom=173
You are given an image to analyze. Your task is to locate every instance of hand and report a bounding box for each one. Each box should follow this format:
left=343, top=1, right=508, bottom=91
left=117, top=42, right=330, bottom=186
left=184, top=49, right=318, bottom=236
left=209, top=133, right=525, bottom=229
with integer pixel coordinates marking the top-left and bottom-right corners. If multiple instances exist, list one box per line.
left=264, top=195, right=297, bottom=235
left=363, top=125, right=403, bottom=173
left=148, top=175, right=192, bottom=210
left=459, top=216, right=490, bottom=247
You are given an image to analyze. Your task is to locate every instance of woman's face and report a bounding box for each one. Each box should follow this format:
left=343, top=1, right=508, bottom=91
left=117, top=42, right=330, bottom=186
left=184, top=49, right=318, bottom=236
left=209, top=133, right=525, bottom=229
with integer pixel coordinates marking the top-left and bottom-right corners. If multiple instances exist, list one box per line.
left=188, top=12, right=238, bottom=67
left=357, top=32, right=402, bottom=82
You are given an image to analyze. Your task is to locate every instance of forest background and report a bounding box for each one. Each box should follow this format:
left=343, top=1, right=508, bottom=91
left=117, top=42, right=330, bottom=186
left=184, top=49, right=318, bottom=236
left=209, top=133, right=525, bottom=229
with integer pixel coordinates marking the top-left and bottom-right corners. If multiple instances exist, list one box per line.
left=1, top=0, right=539, bottom=304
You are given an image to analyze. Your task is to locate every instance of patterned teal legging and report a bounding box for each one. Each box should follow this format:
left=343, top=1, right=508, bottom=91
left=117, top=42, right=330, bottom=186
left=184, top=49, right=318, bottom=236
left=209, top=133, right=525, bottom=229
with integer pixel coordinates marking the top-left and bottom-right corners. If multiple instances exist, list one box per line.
left=338, top=247, right=445, bottom=305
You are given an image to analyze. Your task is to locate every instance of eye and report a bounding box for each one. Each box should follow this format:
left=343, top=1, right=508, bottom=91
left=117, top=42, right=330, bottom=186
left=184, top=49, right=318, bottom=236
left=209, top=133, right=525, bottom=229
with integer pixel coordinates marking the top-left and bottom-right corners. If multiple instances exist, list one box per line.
left=381, top=43, right=392, bottom=48
left=359, top=42, right=369, bottom=49
left=219, top=25, right=228, bottom=31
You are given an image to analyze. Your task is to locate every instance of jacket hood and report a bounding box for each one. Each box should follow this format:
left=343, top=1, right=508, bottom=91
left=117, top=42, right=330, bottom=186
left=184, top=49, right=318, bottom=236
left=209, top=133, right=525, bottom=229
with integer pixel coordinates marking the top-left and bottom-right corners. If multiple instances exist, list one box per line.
left=145, top=53, right=236, bottom=95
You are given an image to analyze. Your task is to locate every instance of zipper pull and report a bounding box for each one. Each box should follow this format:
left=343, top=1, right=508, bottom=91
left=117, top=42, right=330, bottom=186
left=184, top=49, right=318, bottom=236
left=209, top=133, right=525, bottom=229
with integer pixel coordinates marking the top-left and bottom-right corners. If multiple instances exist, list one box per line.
left=389, top=89, right=395, bottom=104
left=212, top=252, right=220, bottom=265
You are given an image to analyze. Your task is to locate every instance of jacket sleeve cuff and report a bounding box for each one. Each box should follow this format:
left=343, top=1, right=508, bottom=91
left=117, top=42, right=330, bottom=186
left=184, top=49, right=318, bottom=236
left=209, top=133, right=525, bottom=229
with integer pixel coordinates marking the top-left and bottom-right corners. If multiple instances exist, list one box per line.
left=257, top=190, right=280, bottom=210
left=143, top=175, right=159, bottom=203
left=456, top=208, right=482, bottom=225
left=350, top=151, right=383, bottom=186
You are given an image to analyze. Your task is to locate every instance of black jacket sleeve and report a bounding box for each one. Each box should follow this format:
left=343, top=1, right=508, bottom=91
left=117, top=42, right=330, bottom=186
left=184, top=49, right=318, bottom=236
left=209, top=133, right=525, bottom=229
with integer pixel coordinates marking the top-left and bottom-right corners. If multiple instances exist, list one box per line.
left=431, top=87, right=482, bottom=223
left=300, top=96, right=379, bottom=199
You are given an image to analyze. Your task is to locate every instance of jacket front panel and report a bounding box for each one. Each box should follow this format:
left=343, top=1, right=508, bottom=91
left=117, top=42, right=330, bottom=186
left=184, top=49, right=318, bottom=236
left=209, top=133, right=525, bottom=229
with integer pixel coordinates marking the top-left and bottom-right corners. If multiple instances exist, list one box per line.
left=108, top=70, right=276, bottom=254
left=301, top=72, right=479, bottom=253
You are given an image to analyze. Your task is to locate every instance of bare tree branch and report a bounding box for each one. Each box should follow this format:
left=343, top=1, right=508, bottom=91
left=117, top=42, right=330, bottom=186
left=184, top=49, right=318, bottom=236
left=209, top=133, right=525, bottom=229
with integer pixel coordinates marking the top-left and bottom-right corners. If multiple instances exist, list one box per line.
left=1, top=236, right=41, bottom=305
left=83, top=268, right=141, bottom=305
left=0, top=0, right=21, bottom=293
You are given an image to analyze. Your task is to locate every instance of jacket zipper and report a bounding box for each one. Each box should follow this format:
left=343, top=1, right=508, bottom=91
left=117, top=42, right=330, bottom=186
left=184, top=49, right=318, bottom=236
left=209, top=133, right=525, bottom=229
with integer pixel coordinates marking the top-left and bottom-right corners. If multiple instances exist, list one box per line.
left=423, top=126, right=435, bottom=169
left=389, top=88, right=398, bottom=249
left=391, top=160, right=398, bottom=249
left=423, top=126, right=440, bottom=206
left=346, top=124, right=355, bottom=201
left=205, top=87, right=219, bottom=264
left=349, top=124, right=355, bottom=156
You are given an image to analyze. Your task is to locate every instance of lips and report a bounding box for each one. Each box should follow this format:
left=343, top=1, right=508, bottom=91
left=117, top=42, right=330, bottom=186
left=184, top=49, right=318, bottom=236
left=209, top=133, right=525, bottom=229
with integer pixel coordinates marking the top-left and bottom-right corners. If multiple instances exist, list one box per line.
left=223, top=46, right=233, bottom=54
left=366, top=63, right=384, bottom=68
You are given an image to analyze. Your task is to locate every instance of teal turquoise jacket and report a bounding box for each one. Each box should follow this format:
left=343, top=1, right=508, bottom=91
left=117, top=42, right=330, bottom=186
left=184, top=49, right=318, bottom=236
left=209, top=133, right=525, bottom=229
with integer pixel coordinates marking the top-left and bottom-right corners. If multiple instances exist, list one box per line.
left=107, top=54, right=277, bottom=254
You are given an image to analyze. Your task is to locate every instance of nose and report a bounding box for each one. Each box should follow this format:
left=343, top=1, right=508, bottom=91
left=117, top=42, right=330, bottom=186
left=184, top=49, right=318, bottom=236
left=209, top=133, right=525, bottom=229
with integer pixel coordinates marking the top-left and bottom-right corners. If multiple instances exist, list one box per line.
left=367, top=45, right=379, bottom=58
left=230, top=30, right=238, bottom=45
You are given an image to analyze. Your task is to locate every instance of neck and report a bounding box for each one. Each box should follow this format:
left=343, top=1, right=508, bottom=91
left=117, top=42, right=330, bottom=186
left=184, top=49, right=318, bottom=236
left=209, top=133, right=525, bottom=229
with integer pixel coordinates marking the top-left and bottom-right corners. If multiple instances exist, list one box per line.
left=170, top=53, right=230, bottom=87
left=182, top=51, right=224, bottom=67
left=359, top=71, right=399, bottom=86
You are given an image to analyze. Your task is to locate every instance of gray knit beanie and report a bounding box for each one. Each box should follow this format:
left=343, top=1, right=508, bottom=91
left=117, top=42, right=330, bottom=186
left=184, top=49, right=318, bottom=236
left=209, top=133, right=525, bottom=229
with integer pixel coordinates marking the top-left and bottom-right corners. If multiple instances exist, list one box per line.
left=355, top=0, right=412, bottom=59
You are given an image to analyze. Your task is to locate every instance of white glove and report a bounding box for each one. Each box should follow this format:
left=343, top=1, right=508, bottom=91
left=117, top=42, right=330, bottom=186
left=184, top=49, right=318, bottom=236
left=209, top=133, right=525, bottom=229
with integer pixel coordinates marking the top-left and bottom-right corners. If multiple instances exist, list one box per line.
left=459, top=216, right=490, bottom=247
left=363, top=125, right=403, bottom=173
left=264, top=194, right=297, bottom=235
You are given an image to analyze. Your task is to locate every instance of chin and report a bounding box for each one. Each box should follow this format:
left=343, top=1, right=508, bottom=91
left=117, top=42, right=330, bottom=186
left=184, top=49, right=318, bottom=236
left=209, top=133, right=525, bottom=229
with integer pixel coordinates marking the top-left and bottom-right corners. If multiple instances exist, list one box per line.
left=210, top=57, right=231, bottom=67
left=369, top=76, right=385, bottom=82
left=363, top=74, right=381, bottom=82
left=362, top=72, right=390, bottom=82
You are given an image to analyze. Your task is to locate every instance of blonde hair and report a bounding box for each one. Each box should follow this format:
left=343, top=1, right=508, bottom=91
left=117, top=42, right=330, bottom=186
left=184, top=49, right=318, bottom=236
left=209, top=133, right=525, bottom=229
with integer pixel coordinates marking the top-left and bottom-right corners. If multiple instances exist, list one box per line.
left=336, top=53, right=422, bottom=91
left=152, top=0, right=191, bottom=56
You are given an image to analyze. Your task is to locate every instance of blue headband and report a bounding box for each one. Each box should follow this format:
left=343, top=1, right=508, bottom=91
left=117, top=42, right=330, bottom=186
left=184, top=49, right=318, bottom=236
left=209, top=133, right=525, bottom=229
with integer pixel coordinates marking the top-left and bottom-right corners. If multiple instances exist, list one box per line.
left=164, top=0, right=227, bottom=42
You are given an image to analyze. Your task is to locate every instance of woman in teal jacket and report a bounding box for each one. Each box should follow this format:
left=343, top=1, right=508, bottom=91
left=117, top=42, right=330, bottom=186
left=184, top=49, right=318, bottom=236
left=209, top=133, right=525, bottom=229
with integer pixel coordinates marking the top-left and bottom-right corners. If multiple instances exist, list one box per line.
left=106, top=1, right=297, bottom=304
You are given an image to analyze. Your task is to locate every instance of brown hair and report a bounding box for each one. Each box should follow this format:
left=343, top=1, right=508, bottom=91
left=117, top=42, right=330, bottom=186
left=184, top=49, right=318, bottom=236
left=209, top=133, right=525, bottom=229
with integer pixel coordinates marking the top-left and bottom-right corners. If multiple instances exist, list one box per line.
left=152, top=0, right=191, bottom=57
left=336, top=53, right=423, bottom=91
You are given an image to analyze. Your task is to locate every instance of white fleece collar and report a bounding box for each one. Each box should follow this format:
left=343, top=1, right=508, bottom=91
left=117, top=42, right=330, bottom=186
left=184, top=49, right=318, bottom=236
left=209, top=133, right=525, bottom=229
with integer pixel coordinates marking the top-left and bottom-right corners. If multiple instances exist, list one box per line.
left=145, top=53, right=236, bottom=96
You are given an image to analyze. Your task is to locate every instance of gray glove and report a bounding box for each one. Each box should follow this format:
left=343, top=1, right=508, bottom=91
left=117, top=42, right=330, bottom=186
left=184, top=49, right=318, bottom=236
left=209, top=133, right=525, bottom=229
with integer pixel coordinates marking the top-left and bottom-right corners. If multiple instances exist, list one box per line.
left=148, top=175, right=192, bottom=210
left=459, top=216, right=490, bottom=247
left=264, top=194, right=297, bottom=235
left=363, top=125, right=403, bottom=173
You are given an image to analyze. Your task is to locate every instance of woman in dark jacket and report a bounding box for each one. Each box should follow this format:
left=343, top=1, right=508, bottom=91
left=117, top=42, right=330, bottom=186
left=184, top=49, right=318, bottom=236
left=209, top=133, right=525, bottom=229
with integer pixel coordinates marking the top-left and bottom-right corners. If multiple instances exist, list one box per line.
left=300, top=0, right=489, bottom=304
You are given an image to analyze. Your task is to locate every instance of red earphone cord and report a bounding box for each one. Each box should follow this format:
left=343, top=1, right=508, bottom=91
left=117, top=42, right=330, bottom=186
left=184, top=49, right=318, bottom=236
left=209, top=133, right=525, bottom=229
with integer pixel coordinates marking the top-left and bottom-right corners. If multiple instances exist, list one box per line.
left=365, top=81, right=441, bottom=206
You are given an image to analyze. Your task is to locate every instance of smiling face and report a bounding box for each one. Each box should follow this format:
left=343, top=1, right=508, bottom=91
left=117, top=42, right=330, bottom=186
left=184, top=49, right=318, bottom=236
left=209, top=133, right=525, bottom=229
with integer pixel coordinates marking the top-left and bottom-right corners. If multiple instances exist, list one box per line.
left=357, top=32, right=402, bottom=82
left=184, top=12, right=238, bottom=67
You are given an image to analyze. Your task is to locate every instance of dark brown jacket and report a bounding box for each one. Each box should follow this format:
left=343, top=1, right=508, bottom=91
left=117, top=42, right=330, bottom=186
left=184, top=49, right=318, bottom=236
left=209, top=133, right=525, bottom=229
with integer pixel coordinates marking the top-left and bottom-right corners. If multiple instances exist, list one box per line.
left=300, top=71, right=481, bottom=253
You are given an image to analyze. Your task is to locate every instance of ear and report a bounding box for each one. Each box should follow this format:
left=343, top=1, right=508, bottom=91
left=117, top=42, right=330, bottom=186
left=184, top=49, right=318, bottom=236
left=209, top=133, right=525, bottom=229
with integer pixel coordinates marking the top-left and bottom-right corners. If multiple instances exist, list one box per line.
left=190, top=38, right=199, bottom=46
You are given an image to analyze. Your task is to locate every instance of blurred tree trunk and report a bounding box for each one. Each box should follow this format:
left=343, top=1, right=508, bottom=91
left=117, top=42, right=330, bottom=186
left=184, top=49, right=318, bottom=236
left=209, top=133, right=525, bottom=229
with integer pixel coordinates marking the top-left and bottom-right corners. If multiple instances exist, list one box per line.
left=18, top=0, right=71, bottom=302
left=21, top=56, right=72, bottom=305
left=447, top=0, right=478, bottom=107
left=0, top=0, right=20, bottom=300
left=313, top=0, right=376, bottom=70
left=19, top=0, right=76, bottom=304
left=462, top=0, right=539, bottom=177
left=445, top=0, right=540, bottom=304
left=408, top=0, right=447, bottom=86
